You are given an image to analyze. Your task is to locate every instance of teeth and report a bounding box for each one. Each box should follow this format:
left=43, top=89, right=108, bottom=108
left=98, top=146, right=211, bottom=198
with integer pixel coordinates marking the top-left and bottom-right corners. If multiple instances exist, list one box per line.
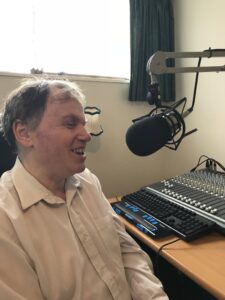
left=72, top=148, right=84, bottom=155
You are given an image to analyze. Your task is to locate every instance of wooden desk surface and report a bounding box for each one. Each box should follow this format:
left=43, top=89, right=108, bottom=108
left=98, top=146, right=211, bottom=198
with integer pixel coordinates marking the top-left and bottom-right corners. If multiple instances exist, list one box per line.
left=109, top=198, right=225, bottom=300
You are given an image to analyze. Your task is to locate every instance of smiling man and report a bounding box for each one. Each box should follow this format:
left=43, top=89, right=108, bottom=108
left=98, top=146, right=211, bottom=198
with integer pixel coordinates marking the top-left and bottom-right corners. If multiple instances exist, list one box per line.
left=0, top=79, right=168, bottom=300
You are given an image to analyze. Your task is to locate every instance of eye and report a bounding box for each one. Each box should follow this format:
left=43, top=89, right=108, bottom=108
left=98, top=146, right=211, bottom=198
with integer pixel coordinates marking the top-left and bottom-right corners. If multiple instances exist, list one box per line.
left=64, top=121, right=77, bottom=128
left=62, top=115, right=86, bottom=129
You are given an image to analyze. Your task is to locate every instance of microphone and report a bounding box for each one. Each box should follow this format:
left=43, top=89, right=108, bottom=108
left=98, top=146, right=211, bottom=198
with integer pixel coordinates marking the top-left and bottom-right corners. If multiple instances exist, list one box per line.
left=126, top=104, right=197, bottom=156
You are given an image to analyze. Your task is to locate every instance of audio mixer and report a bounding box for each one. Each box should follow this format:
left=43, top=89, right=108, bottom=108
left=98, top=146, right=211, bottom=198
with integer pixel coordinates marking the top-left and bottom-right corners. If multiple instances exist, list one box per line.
left=149, top=169, right=225, bottom=230
left=112, top=169, right=225, bottom=241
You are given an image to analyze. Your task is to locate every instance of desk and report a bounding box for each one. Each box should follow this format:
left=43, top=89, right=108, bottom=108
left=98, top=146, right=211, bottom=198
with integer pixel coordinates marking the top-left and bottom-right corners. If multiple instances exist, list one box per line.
left=109, top=197, right=225, bottom=300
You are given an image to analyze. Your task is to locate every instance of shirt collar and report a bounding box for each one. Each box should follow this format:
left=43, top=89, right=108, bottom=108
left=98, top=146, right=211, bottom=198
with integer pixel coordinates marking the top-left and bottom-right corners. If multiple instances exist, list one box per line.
left=12, top=158, right=81, bottom=210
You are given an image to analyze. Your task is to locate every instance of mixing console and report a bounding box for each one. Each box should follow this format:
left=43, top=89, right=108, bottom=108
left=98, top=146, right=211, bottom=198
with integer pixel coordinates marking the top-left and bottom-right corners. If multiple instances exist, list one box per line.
left=112, top=169, right=225, bottom=241
left=148, top=169, right=225, bottom=232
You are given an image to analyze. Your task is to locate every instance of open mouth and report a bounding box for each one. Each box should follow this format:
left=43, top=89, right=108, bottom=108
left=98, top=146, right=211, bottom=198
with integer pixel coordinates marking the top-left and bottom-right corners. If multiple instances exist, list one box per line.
left=71, top=148, right=85, bottom=156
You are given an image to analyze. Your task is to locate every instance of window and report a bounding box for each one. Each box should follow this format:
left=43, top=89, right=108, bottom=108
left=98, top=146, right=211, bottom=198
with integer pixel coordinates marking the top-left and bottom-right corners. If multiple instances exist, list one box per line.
left=0, top=0, right=130, bottom=78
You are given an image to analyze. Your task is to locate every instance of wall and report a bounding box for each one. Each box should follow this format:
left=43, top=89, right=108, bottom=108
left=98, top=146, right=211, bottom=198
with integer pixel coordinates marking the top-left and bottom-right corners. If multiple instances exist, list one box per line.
left=0, top=74, right=166, bottom=198
left=159, top=0, right=225, bottom=179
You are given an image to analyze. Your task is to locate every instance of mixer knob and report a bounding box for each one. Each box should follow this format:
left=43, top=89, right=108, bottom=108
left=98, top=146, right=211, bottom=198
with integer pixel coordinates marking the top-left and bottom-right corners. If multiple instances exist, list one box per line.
left=194, top=202, right=201, bottom=207
left=190, top=200, right=196, bottom=205
left=205, top=206, right=212, bottom=212
left=172, top=192, right=179, bottom=198
left=186, top=198, right=192, bottom=203
left=162, top=180, right=168, bottom=186
left=210, top=208, right=218, bottom=214
left=200, top=204, right=206, bottom=209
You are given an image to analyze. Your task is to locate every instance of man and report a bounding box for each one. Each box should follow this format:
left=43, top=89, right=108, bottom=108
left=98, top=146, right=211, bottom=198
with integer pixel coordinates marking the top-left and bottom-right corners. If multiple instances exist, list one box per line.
left=0, top=78, right=168, bottom=299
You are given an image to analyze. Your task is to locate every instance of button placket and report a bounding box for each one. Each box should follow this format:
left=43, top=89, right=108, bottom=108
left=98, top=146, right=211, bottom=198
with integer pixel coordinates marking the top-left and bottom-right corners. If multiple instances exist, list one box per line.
left=67, top=205, right=120, bottom=299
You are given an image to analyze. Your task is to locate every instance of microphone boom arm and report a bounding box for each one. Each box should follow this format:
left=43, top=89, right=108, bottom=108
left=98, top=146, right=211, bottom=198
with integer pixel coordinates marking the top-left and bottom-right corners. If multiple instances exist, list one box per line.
left=126, top=48, right=225, bottom=156
left=144, top=48, right=225, bottom=153
left=146, top=48, right=225, bottom=118
left=146, top=49, right=225, bottom=77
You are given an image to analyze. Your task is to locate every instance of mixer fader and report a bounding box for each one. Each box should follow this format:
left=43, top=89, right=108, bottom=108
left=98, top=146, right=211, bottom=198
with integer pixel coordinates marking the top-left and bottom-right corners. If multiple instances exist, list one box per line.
left=148, top=169, right=225, bottom=232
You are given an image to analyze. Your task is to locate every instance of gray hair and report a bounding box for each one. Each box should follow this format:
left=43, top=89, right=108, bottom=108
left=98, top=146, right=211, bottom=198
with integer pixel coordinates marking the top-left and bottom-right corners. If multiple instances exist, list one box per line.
left=0, top=78, right=85, bottom=152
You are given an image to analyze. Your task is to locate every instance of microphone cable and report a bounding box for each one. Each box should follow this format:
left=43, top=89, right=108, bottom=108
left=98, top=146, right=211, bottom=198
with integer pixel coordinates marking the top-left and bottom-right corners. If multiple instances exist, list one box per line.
left=191, top=48, right=225, bottom=113
left=190, top=154, right=225, bottom=174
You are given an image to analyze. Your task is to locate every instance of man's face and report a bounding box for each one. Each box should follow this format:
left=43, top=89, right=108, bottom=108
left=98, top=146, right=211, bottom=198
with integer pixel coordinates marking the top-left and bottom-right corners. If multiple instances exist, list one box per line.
left=28, top=87, right=91, bottom=179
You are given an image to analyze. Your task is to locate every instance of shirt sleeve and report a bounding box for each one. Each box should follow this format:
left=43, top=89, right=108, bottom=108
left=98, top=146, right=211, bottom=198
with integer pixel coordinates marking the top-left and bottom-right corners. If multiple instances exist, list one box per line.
left=111, top=210, right=169, bottom=300
left=0, top=211, right=44, bottom=300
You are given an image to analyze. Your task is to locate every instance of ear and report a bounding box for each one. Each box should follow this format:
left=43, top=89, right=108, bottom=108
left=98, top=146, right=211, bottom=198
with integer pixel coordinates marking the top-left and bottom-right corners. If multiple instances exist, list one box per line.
left=12, top=120, right=34, bottom=148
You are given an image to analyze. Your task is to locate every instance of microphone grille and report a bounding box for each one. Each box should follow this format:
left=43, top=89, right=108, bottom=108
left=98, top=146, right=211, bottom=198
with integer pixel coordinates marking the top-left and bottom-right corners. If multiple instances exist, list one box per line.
left=126, top=115, right=172, bottom=156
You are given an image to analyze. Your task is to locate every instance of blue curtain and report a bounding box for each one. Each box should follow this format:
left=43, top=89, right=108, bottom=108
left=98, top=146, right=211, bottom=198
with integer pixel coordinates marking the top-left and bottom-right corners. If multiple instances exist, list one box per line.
left=129, top=0, right=175, bottom=102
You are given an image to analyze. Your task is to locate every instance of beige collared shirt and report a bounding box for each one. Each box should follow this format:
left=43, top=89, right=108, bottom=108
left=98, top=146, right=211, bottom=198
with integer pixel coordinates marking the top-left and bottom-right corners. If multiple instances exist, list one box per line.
left=0, top=158, right=168, bottom=300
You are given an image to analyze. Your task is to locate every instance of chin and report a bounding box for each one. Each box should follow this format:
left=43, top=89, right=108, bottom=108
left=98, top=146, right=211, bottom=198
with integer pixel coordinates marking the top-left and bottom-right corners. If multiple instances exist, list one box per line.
left=72, top=164, right=86, bottom=175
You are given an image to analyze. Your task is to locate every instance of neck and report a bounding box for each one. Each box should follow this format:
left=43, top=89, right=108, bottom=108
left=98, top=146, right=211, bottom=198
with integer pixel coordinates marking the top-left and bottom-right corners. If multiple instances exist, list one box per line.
left=19, top=155, right=66, bottom=201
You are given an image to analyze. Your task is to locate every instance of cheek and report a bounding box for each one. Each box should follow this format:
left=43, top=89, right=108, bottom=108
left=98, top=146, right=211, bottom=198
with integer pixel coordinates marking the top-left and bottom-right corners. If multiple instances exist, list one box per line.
left=34, top=130, right=73, bottom=157
left=34, top=131, right=60, bottom=152
left=35, top=131, right=51, bottom=145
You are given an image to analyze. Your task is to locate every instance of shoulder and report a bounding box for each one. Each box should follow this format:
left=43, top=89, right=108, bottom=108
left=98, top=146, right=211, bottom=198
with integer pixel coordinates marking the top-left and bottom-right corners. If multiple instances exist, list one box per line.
left=0, top=169, right=14, bottom=189
left=0, top=186, right=20, bottom=241
left=0, top=170, right=14, bottom=209
left=0, top=170, right=23, bottom=224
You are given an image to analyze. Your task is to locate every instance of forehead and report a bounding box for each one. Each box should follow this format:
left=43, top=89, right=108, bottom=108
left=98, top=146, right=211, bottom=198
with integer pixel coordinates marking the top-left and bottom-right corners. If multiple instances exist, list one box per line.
left=48, top=85, right=84, bottom=104
left=43, top=87, right=84, bottom=118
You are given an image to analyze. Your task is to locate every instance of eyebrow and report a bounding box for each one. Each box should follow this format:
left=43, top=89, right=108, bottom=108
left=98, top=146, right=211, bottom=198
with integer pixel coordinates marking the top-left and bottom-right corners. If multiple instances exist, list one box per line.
left=62, top=114, right=86, bottom=124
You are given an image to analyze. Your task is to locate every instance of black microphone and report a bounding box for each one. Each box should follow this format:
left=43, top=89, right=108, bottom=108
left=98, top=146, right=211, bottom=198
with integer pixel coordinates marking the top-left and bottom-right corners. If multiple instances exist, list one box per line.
left=126, top=105, right=196, bottom=156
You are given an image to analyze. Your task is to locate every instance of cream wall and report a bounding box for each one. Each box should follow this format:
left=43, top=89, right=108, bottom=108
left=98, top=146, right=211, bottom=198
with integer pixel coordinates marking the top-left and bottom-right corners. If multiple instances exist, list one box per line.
left=162, top=0, right=225, bottom=179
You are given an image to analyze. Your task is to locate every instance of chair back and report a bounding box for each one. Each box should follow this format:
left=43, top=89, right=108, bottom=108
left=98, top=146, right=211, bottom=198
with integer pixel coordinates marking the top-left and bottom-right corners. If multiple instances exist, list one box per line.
left=0, top=132, right=17, bottom=176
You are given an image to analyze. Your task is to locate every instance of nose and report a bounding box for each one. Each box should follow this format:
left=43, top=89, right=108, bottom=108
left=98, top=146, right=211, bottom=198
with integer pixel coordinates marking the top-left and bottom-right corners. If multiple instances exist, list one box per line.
left=78, top=124, right=92, bottom=142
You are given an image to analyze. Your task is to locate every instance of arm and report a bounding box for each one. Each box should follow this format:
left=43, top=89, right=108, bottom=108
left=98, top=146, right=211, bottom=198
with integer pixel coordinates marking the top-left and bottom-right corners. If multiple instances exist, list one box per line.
left=112, top=212, right=169, bottom=300
left=0, top=211, right=44, bottom=300
left=84, top=169, right=168, bottom=300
